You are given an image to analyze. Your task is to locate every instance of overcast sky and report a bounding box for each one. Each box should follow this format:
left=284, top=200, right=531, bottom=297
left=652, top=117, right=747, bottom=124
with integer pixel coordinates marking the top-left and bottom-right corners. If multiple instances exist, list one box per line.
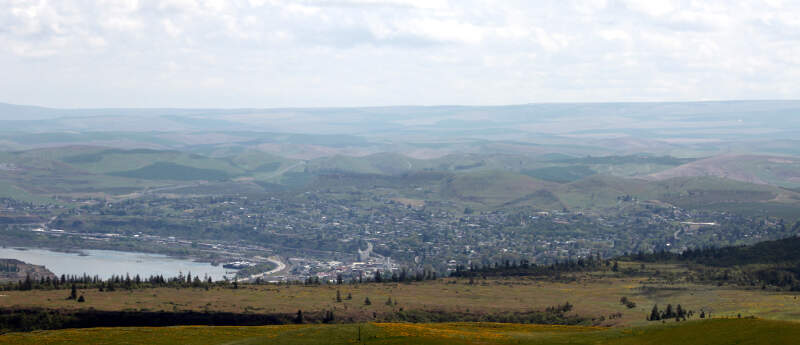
left=2, top=0, right=799, bottom=108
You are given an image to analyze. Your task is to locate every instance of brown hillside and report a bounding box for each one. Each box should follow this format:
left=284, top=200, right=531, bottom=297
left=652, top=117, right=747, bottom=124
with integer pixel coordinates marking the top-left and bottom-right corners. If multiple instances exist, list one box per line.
left=645, top=155, right=800, bottom=187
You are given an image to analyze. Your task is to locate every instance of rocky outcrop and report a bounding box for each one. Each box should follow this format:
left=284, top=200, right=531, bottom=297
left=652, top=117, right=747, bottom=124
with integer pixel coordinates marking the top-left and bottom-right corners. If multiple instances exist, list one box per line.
left=0, top=258, right=56, bottom=283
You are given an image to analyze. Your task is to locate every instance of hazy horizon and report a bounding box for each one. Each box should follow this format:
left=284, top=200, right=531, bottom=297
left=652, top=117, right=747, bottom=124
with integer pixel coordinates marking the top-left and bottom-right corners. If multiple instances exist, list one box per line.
left=3, top=98, right=800, bottom=111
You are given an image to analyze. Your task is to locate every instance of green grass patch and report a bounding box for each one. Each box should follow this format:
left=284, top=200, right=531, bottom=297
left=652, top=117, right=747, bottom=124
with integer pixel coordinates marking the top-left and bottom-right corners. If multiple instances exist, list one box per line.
left=1, top=319, right=798, bottom=345
left=522, top=165, right=596, bottom=183
left=108, top=162, right=230, bottom=181
left=0, top=181, right=52, bottom=204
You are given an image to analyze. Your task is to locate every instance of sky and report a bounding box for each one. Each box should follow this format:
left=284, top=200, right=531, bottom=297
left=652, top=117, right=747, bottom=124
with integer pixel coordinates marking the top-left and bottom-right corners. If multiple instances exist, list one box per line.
left=1, top=0, right=799, bottom=108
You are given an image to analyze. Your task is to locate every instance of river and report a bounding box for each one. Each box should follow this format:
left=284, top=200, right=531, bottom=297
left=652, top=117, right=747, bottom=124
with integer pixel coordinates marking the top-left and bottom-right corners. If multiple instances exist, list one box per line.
left=0, top=247, right=236, bottom=280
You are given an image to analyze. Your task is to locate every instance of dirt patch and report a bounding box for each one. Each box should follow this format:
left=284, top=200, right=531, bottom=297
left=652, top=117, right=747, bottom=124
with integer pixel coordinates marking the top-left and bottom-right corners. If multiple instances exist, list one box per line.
left=768, top=158, right=798, bottom=164
left=391, top=198, right=425, bottom=208
left=647, top=154, right=770, bottom=184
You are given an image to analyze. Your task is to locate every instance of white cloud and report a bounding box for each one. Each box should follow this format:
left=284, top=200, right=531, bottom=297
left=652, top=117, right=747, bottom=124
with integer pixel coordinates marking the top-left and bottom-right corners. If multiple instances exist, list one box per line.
left=0, top=0, right=798, bottom=107
left=533, top=28, right=570, bottom=53
left=623, top=0, right=675, bottom=17
left=598, top=29, right=631, bottom=42
left=402, top=18, right=486, bottom=44
left=162, top=19, right=182, bottom=37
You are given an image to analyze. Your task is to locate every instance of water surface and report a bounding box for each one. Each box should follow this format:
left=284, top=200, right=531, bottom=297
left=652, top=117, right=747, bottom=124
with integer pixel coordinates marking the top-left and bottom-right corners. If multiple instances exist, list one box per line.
left=0, top=247, right=234, bottom=280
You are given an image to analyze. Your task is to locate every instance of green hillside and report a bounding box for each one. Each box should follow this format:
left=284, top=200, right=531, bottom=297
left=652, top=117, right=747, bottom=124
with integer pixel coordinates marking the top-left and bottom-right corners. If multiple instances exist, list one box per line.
left=522, top=165, right=596, bottom=183
left=305, top=153, right=430, bottom=175
left=551, top=175, right=800, bottom=213
left=0, top=181, right=52, bottom=203
left=2, top=146, right=800, bottom=216
left=108, top=162, right=232, bottom=181
left=554, top=175, right=649, bottom=209
left=61, top=149, right=245, bottom=175
left=440, top=171, right=556, bottom=207
left=228, top=151, right=294, bottom=173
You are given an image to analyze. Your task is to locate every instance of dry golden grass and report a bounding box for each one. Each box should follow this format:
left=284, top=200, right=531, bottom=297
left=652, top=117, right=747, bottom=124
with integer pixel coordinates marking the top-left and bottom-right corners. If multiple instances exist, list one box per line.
left=2, top=319, right=800, bottom=345
left=2, top=265, right=799, bottom=326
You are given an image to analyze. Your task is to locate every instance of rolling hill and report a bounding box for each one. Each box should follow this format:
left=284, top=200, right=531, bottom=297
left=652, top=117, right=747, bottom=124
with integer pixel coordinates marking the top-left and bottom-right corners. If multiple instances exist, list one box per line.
left=647, top=155, right=800, bottom=188
left=1, top=145, right=799, bottom=220
left=439, top=171, right=559, bottom=208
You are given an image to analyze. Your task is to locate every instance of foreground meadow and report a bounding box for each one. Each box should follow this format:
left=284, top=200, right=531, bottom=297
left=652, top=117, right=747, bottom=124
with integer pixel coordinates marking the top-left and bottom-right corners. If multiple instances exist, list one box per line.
left=3, top=266, right=800, bottom=326
left=1, top=319, right=798, bottom=345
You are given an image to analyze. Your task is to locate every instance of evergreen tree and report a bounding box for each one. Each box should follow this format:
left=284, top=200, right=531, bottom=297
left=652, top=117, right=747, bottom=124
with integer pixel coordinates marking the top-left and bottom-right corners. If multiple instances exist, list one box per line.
left=649, top=304, right=660, bottom=321
left=364, top=297, right=372, bottom=305
left=68, top=284, right=78, bottom=300
left=323, top=310, right=335, bottom=323
left=22, top=274, right=32, bottom=291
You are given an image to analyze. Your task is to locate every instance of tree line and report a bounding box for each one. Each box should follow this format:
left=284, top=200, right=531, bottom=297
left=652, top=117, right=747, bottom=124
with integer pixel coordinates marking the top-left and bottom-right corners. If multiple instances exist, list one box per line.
left=450, top=255, right=611, bottom=278
left=627, top=234, right=800, bottom=267
left=647, top=303, right=694, bottom=322
left=0, top=262, right=18, bottom=273
left=624, top=235, right=800, bottom=290
left=299, top=268, right=439, bottom=286
left=2, top=272, right=218, bottom=292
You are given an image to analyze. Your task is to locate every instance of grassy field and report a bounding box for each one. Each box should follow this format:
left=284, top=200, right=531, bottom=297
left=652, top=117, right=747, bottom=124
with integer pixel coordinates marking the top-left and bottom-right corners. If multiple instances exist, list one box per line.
left=3, top=267, right=800, bottom=326
left=0, top=181, right=52, bottom=204
left=1, top=318, right=798, bottom=345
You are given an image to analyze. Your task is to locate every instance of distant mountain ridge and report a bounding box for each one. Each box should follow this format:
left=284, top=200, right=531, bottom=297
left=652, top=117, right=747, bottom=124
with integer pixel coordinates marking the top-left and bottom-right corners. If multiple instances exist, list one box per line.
left=2, top=100, right=800, bottom=138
